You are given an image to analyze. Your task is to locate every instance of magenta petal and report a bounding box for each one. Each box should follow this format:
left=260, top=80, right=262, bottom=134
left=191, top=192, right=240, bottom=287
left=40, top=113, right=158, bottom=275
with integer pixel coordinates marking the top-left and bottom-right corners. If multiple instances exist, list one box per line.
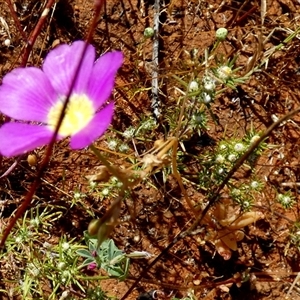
left=87, top=51, right=123, bottom=109
left=87, top=262, right=97, bottom=271
left=70, top=102, right=114, bottom=149
left=43, top=41, right=95, bottom=95
left=0, top=123, right=56, bottom=157
left=0, top=67, right=57, bottom=122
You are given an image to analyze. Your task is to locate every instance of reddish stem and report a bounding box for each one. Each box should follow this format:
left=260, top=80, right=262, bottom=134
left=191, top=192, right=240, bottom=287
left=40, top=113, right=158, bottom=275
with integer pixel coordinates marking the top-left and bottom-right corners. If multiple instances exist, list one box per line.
left=4, top=0, right=27, bottom=41
left=21, top=0, right=56, bottom=67
left=85, top=0, right=105, bottom=44
left=235, top=6, right=257, bottom=25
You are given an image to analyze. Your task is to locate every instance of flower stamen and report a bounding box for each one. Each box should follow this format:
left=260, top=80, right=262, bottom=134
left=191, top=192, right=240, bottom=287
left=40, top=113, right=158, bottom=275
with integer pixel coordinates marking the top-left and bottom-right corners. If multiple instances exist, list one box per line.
left=48, top=94, right=95, bottom=136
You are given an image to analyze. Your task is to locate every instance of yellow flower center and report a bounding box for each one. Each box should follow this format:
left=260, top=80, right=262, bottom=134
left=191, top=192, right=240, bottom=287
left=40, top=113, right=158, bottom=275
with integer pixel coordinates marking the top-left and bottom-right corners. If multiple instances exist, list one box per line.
left=47, top=94, right=95, bottom=136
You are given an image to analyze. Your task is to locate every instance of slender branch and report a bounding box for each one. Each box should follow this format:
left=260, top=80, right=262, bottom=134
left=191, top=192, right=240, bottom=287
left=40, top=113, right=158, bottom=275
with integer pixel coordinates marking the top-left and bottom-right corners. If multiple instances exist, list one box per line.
left=21, top=0, right=55, bottom=66
left=86, top=0, right=105, bottom=43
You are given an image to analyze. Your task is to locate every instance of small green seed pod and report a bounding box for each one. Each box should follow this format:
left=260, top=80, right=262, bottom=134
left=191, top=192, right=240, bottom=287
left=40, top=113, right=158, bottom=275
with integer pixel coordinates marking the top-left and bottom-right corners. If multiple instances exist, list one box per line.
left=57, top=262, right=66, bottom=270
left=143, top=27, right=154, bottom=38
left=216, top=28, right=228, bottom=41
left=188, top=80, right=199, bottom=92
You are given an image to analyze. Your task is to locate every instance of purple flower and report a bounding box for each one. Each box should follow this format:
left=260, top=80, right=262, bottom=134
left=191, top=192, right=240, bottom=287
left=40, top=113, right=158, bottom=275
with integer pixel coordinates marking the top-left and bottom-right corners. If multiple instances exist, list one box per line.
left=0, top=41, right=123, bottom=157
left=87, top=262, right=97, bottom=271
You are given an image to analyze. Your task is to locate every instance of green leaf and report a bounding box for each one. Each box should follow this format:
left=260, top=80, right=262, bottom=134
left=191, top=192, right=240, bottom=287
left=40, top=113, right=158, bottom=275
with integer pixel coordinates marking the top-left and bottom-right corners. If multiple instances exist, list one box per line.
left=76, top=249, right=93, bottom=259
left=82, top=258, right=95, bottom=267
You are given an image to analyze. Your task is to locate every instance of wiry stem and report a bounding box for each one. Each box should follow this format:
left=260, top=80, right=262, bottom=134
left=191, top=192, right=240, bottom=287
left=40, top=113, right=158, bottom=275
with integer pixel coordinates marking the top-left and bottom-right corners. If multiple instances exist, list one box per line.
left=86, top=0, right=105, bottom=44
